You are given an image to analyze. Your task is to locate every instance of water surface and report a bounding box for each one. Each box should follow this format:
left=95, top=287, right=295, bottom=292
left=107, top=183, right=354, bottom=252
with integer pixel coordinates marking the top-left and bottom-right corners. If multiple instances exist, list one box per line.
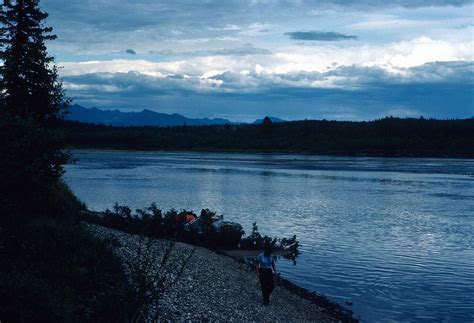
left=64, top=150, right=474, bottom=322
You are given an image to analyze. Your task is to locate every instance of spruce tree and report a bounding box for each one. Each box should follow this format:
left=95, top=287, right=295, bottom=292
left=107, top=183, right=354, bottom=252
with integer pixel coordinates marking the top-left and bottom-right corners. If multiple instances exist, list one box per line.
left=0, top=0, right=70, bottom=215
left=1, top=0, right=68, bottom=125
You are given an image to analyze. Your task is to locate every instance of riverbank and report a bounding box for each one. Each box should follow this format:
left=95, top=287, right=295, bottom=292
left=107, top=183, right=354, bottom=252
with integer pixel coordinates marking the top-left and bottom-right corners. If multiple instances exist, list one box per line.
left=67, top=145, right=474, bottom=159
left=63, top=118, right=474, bottom=158
left=86, top=223, right=356, bottom=322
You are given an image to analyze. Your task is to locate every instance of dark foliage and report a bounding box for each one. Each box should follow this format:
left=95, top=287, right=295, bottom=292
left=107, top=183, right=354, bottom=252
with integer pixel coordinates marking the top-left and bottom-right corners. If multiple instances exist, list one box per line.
left=129, top=237, right=195, bottom=321
left=63, top=117, right=474, bottom=157
left=0, top=2, right=138, bottom=321
left=0, top=115, right=71, bottom=216
left=0, top=0, right=71, bottom=216
left=81, top=205, right=240, bottom=249
left=0, top=0, right=71, bottom=215
left=0, top=0, right=69, bottom=124
left=240, top=222, right=300, bottom=259
left=80, top=204, right=300, bottom=256
left=0, top=214, right=136, bottom=322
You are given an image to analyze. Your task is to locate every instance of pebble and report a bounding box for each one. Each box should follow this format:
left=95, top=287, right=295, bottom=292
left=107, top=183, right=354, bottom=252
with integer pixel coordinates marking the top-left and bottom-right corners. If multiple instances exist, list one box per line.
left=85, top=223, right=343, bottom=322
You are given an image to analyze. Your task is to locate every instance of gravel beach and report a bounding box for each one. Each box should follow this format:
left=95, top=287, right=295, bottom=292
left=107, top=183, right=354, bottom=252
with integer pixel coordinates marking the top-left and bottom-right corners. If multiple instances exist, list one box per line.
left=86, top=223, right=354, bottom=322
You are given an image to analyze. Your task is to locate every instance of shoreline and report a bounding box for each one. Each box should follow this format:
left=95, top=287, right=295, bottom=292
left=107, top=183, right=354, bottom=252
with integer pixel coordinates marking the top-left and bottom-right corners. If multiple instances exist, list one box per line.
left=216, top=249, right=357, bottom=322
left=67, top=146, right=474, bottom=160
left=86, top=223, right=357, bottom=322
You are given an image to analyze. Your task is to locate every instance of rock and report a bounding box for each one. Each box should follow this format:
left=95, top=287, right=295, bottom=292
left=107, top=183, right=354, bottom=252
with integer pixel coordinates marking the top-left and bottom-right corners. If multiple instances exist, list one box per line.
left=84, top=223, right=350, bottom=322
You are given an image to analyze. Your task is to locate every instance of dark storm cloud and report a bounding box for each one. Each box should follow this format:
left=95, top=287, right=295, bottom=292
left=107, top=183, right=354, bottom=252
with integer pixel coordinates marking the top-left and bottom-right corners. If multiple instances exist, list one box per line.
left=42, top=0, right=473, bottom=34
left=42, top=1, right=245, bottom=32
left=285, top=31, right=357, bottom=41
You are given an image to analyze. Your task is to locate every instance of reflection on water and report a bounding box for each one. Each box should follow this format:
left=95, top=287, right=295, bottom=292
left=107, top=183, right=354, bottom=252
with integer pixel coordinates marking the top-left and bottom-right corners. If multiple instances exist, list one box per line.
left=64, top=150, right=474, bottom=322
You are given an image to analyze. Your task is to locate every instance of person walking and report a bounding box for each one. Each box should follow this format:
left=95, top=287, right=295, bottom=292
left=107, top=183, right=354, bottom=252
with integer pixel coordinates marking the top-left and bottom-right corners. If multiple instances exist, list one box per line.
left=256, top=243, right=276, bottom=305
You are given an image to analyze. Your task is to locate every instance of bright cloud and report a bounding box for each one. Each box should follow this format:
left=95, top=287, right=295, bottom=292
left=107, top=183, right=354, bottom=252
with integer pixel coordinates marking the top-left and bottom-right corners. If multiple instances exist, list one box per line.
left=40, top=0, right=474, bottom=120
left=60, top=37, right=472, bottom=78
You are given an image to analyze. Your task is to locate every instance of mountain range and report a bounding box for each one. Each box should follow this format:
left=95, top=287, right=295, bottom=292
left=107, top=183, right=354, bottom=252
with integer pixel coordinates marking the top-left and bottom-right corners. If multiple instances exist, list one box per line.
left=66, top=105, right=233, bottom=127
left=66, top=105, right=285, bottom=126
left=252, top=117, right=286, bottom=124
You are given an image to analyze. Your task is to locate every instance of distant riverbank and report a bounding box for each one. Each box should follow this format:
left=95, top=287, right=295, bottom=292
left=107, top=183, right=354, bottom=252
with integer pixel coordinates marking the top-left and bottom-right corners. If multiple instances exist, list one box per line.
left=86, top=223, right=356, bottom=322
left=62, top=117, right=474, bottom=158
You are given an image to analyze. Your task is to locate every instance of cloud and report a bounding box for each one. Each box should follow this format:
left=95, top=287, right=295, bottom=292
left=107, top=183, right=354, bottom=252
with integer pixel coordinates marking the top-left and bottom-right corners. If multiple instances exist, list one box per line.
left=285, top=31, right=358, bottom=41
left=305, top=0, right=473, bottom=9
left=61, top=60, right=474, bottom=121
left=39, top=0, right=473, bottom=120
left=43, top=1, right=473, bottom=42
left=359, top=0, right=472, bottom=8
left=209, top=24, right=240, bottom=31
left=149, top=44, right=272, bottom=57
left=41, top=0, right=473, bottom=63
left=59, top=36, right=472, bottom=80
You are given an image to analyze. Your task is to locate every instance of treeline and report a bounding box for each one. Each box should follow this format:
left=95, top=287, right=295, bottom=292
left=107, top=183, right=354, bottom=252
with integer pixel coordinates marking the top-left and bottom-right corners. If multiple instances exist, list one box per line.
left=63, top=117, right=474, bottom=157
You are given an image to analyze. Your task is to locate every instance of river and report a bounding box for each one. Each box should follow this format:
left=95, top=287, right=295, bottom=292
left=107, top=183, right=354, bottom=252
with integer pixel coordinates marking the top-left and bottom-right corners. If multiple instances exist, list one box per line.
left=64, top=149, right=474, bottom=322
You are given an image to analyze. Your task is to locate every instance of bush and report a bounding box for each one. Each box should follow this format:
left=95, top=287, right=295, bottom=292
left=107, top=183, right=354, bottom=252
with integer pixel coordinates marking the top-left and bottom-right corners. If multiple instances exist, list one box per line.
left=0, top=216, right=136, bottom=322
left=241, top=222, right=300, bottom=259
left=129, top=237, right=195, bottom=321
left=45, top=180, right=87, bottom=217
left=80, top=204, right=298, bottom=255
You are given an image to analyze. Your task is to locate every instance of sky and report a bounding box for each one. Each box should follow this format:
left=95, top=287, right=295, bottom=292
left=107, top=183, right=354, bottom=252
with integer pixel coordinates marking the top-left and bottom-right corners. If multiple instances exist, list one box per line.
left=42, top=0, right=473, bottom=122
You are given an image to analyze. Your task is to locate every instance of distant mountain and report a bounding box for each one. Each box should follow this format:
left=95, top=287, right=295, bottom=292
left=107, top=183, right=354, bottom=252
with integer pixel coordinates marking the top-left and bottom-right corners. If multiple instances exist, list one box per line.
left=66, top=105, right=232, bottom=127
left=252, top=116, right=286, bottom=124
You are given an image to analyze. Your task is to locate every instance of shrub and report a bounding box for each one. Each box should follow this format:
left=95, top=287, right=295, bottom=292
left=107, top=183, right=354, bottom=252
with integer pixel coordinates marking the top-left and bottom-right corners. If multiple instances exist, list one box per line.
left=80, top=204, right=298, bottom=255
left=45, top=180, right=87, bottom=217
left=129, top=237, right=195, bottom=321
left=241, top=222, right=300, bottom=259
left=0, top=216, right=136, bottom=322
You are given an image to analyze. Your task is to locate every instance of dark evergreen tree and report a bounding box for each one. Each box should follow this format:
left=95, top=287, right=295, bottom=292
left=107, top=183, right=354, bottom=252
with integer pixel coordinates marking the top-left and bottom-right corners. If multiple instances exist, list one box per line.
left=0, top=0, right=70, bottom=215
left=0, top=0, right=68, bottom=125
left=0, top=5, right=140, bottom=321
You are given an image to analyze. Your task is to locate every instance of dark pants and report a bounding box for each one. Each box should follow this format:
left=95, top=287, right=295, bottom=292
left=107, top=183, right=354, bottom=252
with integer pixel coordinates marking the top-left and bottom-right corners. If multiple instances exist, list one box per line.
left=259, top=268, right=274, bottom=305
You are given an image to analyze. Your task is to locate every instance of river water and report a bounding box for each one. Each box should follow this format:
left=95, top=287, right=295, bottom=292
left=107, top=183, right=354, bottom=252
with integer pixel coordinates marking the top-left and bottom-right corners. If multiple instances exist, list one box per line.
left=64, top=150, right=474, bottom=322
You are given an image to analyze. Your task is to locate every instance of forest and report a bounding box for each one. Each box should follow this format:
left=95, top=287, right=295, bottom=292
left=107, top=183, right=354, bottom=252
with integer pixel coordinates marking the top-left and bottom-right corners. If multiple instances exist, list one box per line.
left=63, top=117, right=474, bottom=157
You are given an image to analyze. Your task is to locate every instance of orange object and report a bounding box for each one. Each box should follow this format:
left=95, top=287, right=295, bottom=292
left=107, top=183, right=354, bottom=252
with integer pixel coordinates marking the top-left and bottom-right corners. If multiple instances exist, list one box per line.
left=177, top=213, right=197, bottom=222
left=186, top=213, right=196, bottom=222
